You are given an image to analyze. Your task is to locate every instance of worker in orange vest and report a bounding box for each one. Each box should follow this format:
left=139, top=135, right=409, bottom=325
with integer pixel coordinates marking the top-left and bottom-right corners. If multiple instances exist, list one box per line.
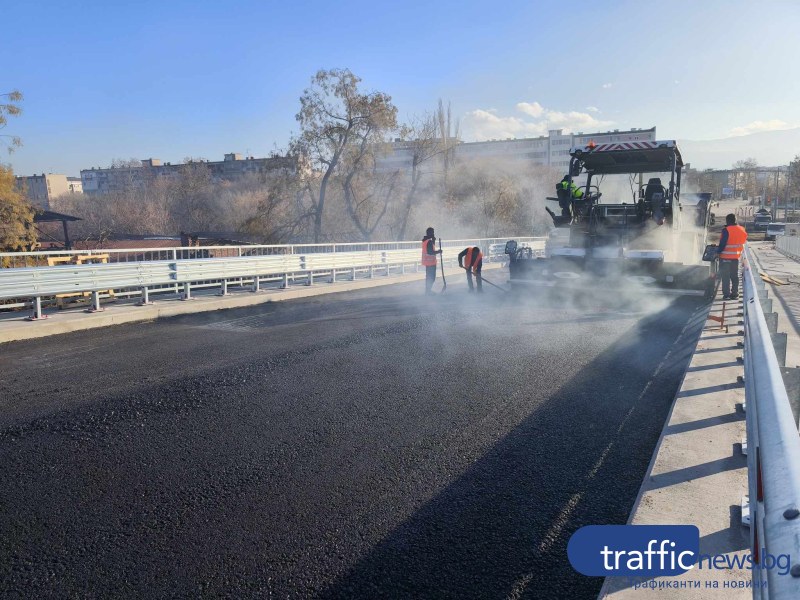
left=422, top=227, right=443, bottom=295
left=458, top=246, right=483, bottom=293
left=717, top=213, right=748, bottom=300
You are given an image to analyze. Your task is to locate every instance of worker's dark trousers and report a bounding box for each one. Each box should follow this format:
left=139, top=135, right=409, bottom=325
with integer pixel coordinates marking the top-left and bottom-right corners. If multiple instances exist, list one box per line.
left=425, top=265, right=437, bottom=293
left=466, top=267, right=482, bottom=292
left=719, top=259, right=739, bottom=298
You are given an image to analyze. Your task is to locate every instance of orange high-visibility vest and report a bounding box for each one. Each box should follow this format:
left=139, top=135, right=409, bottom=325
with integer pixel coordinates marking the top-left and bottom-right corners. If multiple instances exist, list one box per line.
left=421, top=239, right=437, bottom=266
left=719, top=225, right=747, bottom=260
left=464, top=247, right=483, bottom=273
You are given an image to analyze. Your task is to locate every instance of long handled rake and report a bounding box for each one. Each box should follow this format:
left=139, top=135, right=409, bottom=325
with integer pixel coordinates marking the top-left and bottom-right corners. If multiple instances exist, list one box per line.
left=460, top=267, right=508, bottom=293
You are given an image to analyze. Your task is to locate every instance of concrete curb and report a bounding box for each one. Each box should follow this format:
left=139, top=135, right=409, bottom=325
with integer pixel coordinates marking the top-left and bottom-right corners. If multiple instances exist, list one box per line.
left=599, top=295, right=750, bottom=598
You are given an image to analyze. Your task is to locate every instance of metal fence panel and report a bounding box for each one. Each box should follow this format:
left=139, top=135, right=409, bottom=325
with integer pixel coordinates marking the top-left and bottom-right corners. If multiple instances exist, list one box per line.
left=776, top=236, right=800, bottom=261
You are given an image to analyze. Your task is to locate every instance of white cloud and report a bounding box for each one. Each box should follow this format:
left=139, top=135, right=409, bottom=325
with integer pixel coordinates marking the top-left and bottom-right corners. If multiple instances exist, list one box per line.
left=585, top=106, right=600, bottom=113
left=602, top=83, right=613, bottom=89
left=462, top=101, right=614, bottom=141
left=462, top=109, right=549, bottom=140
left=516, top=101, right=545, bottom=118
left=546, top=110, right=612, bottom=130
left=729, top=119, right=790, bottom=137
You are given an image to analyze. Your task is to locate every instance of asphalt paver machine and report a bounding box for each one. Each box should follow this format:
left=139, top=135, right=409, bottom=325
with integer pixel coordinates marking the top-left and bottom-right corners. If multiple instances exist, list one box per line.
left=505, top=140, right=714, bottom=299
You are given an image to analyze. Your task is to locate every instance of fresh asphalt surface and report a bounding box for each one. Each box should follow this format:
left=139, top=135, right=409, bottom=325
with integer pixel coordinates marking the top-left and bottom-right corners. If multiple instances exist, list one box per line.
left=0, top=277, right=707, bottom=598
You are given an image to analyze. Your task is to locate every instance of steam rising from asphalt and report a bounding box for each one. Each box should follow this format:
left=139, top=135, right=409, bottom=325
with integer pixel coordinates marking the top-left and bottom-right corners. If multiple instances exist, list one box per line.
left=406, top=157, right=561, bottom=241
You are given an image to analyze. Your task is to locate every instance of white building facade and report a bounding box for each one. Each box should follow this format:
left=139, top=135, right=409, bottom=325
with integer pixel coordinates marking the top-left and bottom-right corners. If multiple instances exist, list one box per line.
left=377, top=127, right=657, bottom=172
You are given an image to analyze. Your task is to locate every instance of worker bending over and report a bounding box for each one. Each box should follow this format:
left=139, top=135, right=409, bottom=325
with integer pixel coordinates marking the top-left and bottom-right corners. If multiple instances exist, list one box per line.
left=458, top=246, right=483, bottom=293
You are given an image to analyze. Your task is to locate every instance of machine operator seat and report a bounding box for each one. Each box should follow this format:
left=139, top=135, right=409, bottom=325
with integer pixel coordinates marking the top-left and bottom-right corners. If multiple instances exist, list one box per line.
left=644, top=178, right=665, bottom=204
left=644, top=178, right=666, bottom=225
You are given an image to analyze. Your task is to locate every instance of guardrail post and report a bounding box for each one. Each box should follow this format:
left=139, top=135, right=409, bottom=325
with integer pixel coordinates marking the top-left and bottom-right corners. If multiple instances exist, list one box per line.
left=87, top=291, right=104, bottom=313
left=137, top=286, right=153, bottom=306
left=252, top=275, right=260, bottom=292
left=401, top=263, right=406, bottom=275
left=25, top=297, right=47, bottom=321
left=281, top=273, right=289, bottom=289
left=33, top=297, right=44, bottom=320
left=172, top=250, right=179, bottom=294
left=220, top=279, right=229, bottom=296
left=182, top=282, right=192, bottom=301
left=307, top=271, right=313, bottom=286
left=331, top=268, right=337, bottom=284
left=351, top=267, right=356, bottom=280
left=764, top=312, right=779, bottom=334
left=369, top=265, right=374, bottom=279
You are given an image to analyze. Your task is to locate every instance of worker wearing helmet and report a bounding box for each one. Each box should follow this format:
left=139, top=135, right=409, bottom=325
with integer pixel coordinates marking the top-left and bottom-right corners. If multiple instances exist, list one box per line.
left=556, top=175, right=584, bottom=218
left=458, top=246, right=483, bottom=293
left=717, top=213, right=748, bottom=300
left=422, top=227, right=443, bottom=295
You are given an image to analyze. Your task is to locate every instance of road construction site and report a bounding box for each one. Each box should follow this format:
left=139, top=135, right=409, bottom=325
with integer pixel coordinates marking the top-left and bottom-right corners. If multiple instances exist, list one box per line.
left=4, top=196, right=800, bottom=597
left=1, top=275, right=705, bottom=598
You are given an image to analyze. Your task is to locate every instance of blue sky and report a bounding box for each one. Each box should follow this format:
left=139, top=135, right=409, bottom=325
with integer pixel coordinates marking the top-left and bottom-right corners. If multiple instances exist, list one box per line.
left=4, top=0, right=798, bottom=175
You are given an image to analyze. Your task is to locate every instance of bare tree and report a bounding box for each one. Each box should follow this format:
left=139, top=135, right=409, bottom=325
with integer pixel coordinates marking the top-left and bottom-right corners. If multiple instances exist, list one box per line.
left=110, top=157, right=142, bottom=168
left=291, top=68, right=398, bottom=242
left=341, top=156, right=399, bottom=240
left=789, top=155, right=800, bottom=204
left=436, top=99, right=460, bottom=204
left=393, top=113, right=442, bottom=240
left=732, top=158, right=759, bottom=200
left=238, top=172, right=307, bottom=243
left=170, top=162, right=215, bottom=231
left=0, top=90, right=23, bottom=153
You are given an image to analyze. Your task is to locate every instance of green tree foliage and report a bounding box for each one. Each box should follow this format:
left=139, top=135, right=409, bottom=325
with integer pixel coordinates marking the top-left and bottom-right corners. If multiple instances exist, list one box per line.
left=0, top=164, right=37, bottom=254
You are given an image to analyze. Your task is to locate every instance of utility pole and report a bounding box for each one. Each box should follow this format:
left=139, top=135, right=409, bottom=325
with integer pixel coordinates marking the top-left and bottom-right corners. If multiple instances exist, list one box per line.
left=786, top=169, right=792, bottom=221
left=773, top=170, right=779, bottom=221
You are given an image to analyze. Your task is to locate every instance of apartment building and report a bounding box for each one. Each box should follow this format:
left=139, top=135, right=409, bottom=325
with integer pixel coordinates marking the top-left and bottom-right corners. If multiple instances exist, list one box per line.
left=15, top=173, right=73, bottom=210
left=67, top=177, right=83, bottom=194
left=376, top=127, right=657, bottom=172
left=80, top=153, right=297, bottom=195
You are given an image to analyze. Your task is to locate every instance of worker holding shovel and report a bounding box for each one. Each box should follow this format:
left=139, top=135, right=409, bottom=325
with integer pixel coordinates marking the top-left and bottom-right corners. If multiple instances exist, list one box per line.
left=458, top=246, right=483, bottom=293
left=422, top=227, right=443, bottom=295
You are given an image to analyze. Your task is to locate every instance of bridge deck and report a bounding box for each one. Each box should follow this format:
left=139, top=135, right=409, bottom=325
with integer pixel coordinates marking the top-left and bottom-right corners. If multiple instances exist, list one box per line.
left=0, top=278, right=703, bottom=597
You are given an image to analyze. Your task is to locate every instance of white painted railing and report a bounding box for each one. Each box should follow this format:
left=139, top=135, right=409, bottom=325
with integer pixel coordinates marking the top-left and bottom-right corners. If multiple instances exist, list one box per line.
left=0, top=237, right=544, bottom=319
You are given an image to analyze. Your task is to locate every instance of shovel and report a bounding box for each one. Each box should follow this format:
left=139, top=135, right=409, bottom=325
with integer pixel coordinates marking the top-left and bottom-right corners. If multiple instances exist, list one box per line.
left=439, top=238, right=447, bottom=293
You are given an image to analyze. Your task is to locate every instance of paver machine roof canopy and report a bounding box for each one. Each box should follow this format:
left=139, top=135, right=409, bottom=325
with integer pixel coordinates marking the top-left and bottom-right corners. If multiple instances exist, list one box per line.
left=569, top=140, right=683, bottom=176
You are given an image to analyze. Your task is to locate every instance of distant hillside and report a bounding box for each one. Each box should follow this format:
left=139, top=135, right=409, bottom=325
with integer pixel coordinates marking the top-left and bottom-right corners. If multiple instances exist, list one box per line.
left=678, top=128, right=800, bottom=170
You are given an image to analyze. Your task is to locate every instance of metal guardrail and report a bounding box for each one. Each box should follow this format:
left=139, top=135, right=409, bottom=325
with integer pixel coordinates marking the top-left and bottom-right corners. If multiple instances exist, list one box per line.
left=0, top=237, right=544, bottom=319
left=742, top=245, right=800, bottom=596
left=0, top=238, right=541, bottom=268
